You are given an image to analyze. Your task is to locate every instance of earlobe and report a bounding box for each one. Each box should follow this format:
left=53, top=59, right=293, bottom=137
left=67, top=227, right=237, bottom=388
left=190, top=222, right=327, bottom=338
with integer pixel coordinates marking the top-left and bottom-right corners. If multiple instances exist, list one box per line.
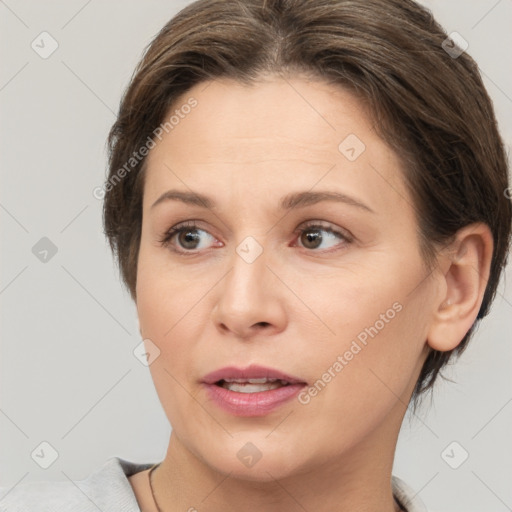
left=427, top=223, right=494, bottom=352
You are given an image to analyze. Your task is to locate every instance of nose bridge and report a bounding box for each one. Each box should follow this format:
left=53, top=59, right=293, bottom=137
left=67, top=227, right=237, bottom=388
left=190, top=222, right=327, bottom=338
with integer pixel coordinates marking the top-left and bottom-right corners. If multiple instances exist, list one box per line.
left=213, top=234, right=285, bottom=336
left=224, top=235, right=268, bottom=308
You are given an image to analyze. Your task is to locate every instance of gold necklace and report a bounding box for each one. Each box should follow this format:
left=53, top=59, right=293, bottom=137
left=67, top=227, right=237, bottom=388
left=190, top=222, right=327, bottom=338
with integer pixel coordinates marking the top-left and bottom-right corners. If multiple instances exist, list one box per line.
left=148, top=463, right=163, bottom=512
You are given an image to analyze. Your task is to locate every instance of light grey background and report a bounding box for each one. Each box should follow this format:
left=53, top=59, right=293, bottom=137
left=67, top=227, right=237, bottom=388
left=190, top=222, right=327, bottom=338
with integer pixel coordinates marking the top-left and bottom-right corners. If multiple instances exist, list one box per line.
left=0, top=1, right=511, bottom=511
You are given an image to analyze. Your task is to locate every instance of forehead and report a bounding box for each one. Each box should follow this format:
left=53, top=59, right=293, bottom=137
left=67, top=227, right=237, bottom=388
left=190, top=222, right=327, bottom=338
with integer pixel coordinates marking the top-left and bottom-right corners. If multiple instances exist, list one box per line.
left=143, top=76, right=409, bottom=212
left=150, top=77, right=372, bottom=158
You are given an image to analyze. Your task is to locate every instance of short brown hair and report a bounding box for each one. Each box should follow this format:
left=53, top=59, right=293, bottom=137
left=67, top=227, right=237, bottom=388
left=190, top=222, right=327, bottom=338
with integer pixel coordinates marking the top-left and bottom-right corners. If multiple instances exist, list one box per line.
left=103, top=0, right=512, bottom=400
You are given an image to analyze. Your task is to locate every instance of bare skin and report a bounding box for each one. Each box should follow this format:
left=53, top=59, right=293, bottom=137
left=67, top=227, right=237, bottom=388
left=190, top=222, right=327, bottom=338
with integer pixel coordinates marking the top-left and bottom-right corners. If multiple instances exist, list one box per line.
left=129, top=469, right=156, bottom=511
left=128, top=75, right=493, bottom=512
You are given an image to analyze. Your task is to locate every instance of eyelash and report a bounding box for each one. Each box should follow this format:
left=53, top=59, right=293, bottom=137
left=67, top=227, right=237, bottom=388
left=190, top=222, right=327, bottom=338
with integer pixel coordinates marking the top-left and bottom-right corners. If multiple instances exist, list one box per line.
left=158, top=220, right=354, bottom=256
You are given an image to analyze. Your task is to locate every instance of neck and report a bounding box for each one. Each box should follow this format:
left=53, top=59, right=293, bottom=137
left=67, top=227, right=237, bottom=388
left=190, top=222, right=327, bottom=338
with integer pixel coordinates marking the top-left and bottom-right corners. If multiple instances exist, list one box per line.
left=152, top=408, right=405, bottom=512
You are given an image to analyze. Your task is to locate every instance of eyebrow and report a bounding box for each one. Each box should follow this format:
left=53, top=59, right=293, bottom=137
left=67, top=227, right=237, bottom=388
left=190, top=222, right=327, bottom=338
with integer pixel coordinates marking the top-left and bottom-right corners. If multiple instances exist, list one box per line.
left=151, top=189, right=375, bottom=213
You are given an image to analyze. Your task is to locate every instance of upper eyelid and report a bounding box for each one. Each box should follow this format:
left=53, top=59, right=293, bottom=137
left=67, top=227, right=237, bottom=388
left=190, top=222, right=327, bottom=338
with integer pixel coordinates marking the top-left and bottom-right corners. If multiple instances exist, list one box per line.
left=167, top=220, right=348, bottom=237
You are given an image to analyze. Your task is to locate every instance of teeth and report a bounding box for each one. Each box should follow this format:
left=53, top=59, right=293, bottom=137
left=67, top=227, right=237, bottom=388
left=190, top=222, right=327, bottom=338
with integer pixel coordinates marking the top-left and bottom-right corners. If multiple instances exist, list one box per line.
left=223, top=377, right=279, bottom=384
left=221, top=381, right=286, bottom=393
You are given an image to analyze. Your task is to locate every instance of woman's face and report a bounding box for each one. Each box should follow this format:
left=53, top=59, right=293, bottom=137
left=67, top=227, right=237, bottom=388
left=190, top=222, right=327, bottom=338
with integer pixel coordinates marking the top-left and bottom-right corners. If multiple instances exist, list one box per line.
left=136, top=76, right=440, bottom=480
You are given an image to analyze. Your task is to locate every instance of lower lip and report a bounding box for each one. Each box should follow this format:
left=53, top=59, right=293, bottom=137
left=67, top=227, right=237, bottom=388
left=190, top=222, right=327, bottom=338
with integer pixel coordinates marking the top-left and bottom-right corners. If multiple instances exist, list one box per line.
left=203, top=382, right=306, bottom=417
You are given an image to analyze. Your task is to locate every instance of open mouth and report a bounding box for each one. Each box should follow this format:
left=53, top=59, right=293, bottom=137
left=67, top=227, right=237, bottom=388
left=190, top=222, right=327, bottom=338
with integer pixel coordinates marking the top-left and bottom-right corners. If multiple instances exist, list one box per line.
left=202, top=365, right=307, bottom=415
left=215, top=378, right=291, bottom=393
left=204, top=370, right=306, bottom=416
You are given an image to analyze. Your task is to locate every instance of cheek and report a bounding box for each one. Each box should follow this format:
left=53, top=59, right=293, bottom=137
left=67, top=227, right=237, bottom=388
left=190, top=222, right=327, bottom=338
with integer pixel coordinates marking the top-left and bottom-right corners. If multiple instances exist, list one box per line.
left=292, top=300, right=428, bottom=461
left=295, top=254, right=430, bottom=406
left=136, top=238, right=206, bottom=337
left=136, top=254, right=208, bottom=431
left=291, top=249, right=427, bottom=348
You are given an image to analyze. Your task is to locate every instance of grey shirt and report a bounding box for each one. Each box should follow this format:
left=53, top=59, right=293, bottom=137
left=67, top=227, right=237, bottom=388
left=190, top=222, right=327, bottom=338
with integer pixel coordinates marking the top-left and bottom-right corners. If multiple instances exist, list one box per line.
left=0, top=456, right=427, bottom=511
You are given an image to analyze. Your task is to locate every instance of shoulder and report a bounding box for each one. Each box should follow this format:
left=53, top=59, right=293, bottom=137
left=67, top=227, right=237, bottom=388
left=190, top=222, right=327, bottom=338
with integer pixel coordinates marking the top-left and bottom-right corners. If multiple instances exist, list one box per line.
left=392, top=475, right=428, bottom=512
left=0, top=456, right=155, bottom=512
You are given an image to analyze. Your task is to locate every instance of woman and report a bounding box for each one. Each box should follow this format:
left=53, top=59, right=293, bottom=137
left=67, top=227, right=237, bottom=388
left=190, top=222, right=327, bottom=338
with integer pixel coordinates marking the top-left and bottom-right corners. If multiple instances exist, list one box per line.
left=1, top=0, right=510, bottom=511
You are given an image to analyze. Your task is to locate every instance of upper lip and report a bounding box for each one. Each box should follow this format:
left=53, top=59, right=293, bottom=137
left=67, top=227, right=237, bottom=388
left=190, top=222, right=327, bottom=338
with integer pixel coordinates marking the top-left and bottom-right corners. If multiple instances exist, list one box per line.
left=202, top=364, right=307, bottom=385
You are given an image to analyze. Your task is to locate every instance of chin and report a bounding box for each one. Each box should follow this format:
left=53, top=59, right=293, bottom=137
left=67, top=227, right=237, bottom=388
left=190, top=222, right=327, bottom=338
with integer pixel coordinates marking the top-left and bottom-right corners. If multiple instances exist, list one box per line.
left=192, top=434, right=314, bottom=482
left=212, top=456, right=300, bottom=482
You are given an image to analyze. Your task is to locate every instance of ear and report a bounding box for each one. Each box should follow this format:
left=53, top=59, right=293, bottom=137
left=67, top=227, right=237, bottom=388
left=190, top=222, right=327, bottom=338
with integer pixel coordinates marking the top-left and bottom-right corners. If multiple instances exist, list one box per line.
left=427, top=223, right=494, bottom=352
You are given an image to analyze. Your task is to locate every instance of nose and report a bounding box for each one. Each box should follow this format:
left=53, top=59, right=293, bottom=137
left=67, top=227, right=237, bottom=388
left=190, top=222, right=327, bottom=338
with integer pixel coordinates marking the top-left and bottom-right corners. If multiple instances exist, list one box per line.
left=211, top=245, right=287, bottom=339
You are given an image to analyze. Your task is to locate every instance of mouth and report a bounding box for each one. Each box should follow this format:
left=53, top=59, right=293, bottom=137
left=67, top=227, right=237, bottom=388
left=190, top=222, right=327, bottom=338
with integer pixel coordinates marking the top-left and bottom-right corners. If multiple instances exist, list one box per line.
left=215, top=377, right=293, bottom=393
left=201, top=365, right=307, bottom=417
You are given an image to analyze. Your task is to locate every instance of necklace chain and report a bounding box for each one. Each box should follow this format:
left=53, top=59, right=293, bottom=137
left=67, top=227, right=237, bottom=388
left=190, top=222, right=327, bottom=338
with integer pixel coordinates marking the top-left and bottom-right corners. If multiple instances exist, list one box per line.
left=148, top=463, right=163, bottom=512
left=148, top=462, right=405, bottom=512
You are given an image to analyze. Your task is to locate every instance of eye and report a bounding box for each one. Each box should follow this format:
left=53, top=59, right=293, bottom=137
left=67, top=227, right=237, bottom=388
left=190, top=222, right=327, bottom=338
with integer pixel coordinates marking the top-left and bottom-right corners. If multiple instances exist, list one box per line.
left=159, top=221, right=218, bottom=254
left=159, top=220, right=353, bottom=255
left=293, top=222, right=353, bottom=252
